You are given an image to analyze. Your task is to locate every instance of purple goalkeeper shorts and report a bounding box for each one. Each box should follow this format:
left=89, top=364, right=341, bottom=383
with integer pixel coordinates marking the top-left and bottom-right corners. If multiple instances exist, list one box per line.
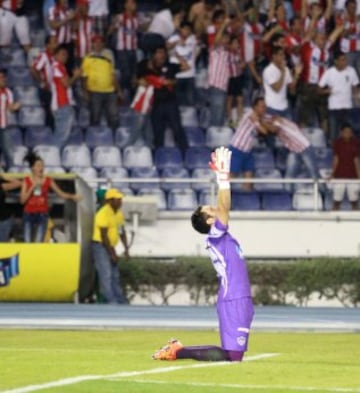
left=217, top=297, right=254, bottom=352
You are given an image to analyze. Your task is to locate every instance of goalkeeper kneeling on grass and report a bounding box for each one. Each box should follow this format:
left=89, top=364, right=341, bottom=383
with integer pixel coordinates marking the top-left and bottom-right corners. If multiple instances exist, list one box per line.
left=152, top=146, right=254, bottom=362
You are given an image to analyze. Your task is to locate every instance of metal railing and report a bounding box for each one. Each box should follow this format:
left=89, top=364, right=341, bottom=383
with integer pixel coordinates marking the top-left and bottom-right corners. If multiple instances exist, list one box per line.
left=86, top=176, right=360, bottom=211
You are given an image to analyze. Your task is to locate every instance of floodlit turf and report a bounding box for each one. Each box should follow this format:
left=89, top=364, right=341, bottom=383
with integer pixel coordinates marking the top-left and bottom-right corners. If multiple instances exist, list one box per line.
left=0, top=330, right=359, bottom=393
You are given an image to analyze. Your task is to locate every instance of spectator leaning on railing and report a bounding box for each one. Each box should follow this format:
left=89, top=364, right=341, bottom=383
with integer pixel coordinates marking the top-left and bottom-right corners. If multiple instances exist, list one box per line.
left=20, top=151, right=81, bottom=243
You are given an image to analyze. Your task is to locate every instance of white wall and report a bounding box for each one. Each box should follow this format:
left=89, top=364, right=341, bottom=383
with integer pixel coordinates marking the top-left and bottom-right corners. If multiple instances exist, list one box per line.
left=121, top=211, right=360, bottom=258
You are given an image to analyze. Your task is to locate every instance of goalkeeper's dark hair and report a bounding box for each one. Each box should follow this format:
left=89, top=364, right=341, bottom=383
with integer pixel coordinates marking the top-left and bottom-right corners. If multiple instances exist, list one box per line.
left=191, top=206, right=211, bottom=234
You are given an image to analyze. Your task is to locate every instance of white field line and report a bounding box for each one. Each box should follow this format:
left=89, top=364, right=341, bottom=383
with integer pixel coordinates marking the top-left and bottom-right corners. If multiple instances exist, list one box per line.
left=113, top=380, right=360, bottom=393
left=0, top=353, right=278, bottom=393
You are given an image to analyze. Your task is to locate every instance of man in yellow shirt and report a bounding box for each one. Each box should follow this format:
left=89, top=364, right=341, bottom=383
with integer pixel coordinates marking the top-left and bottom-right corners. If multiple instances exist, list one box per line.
left=81, top=35, right=122, bottom=130
left=92, top=188, right=129, bottom=304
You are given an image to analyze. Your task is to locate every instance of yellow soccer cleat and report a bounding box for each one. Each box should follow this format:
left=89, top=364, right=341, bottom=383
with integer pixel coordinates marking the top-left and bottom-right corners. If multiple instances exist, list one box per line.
left=152, top=339, right=183, bottom=360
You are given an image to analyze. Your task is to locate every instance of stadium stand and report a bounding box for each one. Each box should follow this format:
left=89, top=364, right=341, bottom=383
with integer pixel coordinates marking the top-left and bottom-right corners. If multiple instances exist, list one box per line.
left=24, top=126, right=54, bottom=147
left=161, top=167, right=191, bottom=191
left=167, top=188, right=198, bottom=211
left=154, top=147, right=183, bottom=169
left=92, top=146, right=122, bottom=169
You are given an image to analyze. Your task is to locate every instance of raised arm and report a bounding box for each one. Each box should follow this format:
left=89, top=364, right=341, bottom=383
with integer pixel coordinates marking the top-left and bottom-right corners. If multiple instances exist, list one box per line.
left=209, top=147, right=232, bottom=226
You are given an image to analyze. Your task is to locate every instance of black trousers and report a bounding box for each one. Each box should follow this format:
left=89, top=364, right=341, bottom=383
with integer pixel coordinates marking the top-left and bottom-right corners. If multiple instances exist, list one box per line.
left=151, top=100, right=188, bottom=153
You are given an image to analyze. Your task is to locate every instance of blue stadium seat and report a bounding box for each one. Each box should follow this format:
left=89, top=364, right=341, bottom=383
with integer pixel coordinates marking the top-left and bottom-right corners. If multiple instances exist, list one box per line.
left=8, top=165, right=30, bottom=173
left=254, top=168, right=283, bottom=191
left=161, top=167, right=190, bottom=191
left=253, top=148, right=275, bottom=169
left=115, top=126, right=132, bottom=148
left=100, top=167, right=129, bottom=189
left=13, top=146, right=28, bottom=166
left=46, top=166, right=66, bottom=174
left=7, top=67, right=34, bottom=87
left=184, top=126, right=205, bottom=147
left=67, top=126, right=84, bottom=145
left=205, top=126, right=233, bottom=149
left=261, top=191, right=292, bottom=211
left=122, top=145, right=153, bottom=168
left=314, top=147, right=333, bottom=169
left=0, top=48, right=26, bottom=67
left=232, top=191, right=261, bottom=211
left=62, top=144, right=92, bottom=168
left=70, top=166, right=98, bottom=188
left=138, top=187, right=167, bottom=211
left=180, top=106, right=199, bottom=127
left=198, top=189, right=215, bottom=205
left=191, top=168, right=213, bottom=191
left=24, top=126, right=54, bottom=147
left=33, top=145, right=61, bottom=167
left=7, top=127, right=23, bottom=146
left=167, top=188, right=198, bottom=211
left=92, top=146, right=122, bottom=169
left=14, top=86, right=40, bottom=106
left=85, top=126, right=114, bottom=148
left=293, top=171, right=314, bottom=192
left=185, top=146, right=212, bottom=170
left=302, top=127, right=326, bottom=148
left=19, top=106, right=46, bottom=127
left=130, top=167, right=159, bottom=191
left=292, top=190, right=323, bottom=211
left=154, top=147, right=183, bottom=170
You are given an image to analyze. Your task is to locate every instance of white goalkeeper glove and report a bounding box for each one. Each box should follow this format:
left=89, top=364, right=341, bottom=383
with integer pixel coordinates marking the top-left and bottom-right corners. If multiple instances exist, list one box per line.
left=208, top=146, right=232, bottom=190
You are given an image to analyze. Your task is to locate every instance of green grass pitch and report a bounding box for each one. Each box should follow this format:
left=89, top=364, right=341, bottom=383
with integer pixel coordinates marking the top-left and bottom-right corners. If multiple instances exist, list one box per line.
left=1, top=330, right=359, bottom=393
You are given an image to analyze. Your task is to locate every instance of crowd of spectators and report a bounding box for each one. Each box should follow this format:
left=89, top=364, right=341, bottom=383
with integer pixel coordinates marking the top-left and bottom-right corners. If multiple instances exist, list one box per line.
left=0, top=0, right=360, bottom=218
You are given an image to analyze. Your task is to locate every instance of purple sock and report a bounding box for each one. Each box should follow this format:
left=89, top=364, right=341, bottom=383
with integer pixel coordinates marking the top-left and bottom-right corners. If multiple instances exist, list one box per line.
left=176, top=345, right=243, bottom=362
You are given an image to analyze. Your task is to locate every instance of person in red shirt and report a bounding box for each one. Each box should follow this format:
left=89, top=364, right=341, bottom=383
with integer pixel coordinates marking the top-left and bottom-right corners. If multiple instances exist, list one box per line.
left=20, top=151, right=81, bottom=242
left=330, top=123, right=360, bottom=210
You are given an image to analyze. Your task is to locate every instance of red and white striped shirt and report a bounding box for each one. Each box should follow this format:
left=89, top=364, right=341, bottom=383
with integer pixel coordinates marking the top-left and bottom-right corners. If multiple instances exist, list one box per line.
left=208, top=46, right=230, bottom=91
left=51, top=61, right=74, bottom=111
left=273, top=117, right=310, bottom=153
left=285, top=33, right=302, bottom=65
left=230, top=111, right=260, bottom=152
left=115, top=12, right=138, bottom=51
left=239, top=22, right=264, bottom=63
left=131, top=85, right=154, bottom=114
left=338, top=15, right=360, bottom=53
left=301, top=41, right=330, bottom=84
left=73, top=16, right=93, bottom=58
left=229, top=51, right=243, bottom=78
left=32, top=50, right=53, bottom=89
left=48, top=5, right=72, bottom=44
left=0, top=87, right=14, bottom=128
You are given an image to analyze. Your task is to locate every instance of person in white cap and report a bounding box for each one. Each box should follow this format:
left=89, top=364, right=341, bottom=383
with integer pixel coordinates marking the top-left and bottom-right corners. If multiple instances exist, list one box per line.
left=92, top=188, right=129, bottom=304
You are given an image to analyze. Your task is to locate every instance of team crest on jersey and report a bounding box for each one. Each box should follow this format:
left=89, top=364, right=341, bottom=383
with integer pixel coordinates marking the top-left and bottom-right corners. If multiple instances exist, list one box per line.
left=237, top=336, right=247, bottom=346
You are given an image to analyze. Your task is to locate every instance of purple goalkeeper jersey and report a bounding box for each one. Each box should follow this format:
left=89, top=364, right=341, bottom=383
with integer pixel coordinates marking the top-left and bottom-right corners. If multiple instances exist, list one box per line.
left=206, top=218, right=252, bottom=301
